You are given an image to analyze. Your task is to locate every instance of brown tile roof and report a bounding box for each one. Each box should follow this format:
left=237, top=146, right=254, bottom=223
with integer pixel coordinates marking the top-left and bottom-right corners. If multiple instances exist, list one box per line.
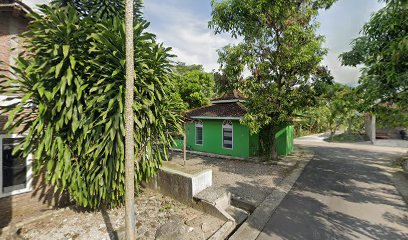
left=185, top=102, right=247, bottom=119
left=212, top=89, right=246, bottom=101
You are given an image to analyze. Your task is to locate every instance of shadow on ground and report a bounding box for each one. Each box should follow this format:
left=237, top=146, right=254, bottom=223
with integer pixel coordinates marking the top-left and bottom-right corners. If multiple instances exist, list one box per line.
left=256, top=144, right=408, bottom=240
left=169, top=151, right=287, bottom=206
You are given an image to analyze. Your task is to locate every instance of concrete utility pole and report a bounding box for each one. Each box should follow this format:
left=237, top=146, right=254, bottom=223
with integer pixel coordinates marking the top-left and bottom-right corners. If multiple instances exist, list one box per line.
left=124, top=0, right=135, bottom=238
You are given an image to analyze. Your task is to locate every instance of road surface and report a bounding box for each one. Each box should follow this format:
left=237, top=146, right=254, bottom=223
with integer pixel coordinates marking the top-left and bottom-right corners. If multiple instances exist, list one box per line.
left=257, top=138, right=408, bottom=240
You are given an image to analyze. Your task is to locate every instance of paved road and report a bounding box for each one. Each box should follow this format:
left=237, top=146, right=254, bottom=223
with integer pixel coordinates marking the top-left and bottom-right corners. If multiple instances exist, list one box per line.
left=257, top=140, right=408, bottom=240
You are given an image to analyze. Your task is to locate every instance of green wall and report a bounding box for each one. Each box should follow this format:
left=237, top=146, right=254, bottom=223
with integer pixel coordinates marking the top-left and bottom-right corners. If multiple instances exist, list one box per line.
left=172, top=139, right=183, bottom=150
left=174, top=120, right=294, bottom=158
left=275, top=125, right=294, bottom=156
left=185, top=119, right=251, bottom=158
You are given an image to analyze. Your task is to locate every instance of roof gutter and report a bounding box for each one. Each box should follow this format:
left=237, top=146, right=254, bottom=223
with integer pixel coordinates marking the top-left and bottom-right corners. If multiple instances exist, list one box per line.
left=190, top=116, right=242, bottom=120
left=210, top=99, right=245, bottom=104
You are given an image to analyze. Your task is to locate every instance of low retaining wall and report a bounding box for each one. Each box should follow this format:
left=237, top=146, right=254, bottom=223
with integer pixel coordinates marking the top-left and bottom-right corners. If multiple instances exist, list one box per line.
left=146, top=163, right=212, bottom=204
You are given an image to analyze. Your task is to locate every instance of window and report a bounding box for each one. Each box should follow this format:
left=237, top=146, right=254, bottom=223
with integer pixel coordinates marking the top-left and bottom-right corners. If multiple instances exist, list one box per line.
left=195, top=121, right=203, bottom=145
left=223, top=120, right=233, bottom=149
left=0, top=135, right=32, bottom=198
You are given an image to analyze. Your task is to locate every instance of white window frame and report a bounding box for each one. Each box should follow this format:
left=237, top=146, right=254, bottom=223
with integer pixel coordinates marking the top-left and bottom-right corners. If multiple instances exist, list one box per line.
left=222, top=120, right=233, bottom=149
left=0, top=134, right=33, bottom=198
left=195, top=121, right=203, bottom=145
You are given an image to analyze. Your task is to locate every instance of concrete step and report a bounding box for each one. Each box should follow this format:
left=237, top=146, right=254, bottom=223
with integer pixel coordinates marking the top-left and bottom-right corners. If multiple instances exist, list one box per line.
left=225, top=206, right=249, bottom=226
left=194, top=186, right=231, bottom=210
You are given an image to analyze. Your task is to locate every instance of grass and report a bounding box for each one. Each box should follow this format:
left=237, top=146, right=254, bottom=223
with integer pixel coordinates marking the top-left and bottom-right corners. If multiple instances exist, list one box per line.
left=325, top=133, right=368, bottom=143
left=159, top=202, right=173, bottom=212
left=394, top=155, right=408, bottom=168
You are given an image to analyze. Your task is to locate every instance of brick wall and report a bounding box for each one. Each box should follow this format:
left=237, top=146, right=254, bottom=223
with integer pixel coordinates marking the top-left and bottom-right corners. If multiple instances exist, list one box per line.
left=0, top=14, right=11, bottom=78
left=0, top=11, right=27, bottom=80
left=0, top=10, right=70, bottom=233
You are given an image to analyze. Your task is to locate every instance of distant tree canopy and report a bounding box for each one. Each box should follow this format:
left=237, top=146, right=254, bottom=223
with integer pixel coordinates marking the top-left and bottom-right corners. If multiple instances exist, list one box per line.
left=0, top=1, right=182, bottom=208
left=298, top=83, right=363, bottom=137
left=173, top=63, right=215, bottom=109
left=209, top=0, right=336, bottom=160
left=340, top=0, right=408, bottom=109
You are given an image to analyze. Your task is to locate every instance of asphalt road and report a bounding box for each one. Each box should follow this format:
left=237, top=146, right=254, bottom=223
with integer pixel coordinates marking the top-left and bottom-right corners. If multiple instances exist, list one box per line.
left=257, top=140, right=408, bottom=240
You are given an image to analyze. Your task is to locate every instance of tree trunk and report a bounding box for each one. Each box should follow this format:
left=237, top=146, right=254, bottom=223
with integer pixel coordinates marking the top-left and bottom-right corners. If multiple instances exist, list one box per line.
left=267, top=124, right=278, bottom=161
left=330, top=127, right=336, bottom=140
left=347, top=118, right=353, bottom=134
left=124, top=0, right=135, bottom=239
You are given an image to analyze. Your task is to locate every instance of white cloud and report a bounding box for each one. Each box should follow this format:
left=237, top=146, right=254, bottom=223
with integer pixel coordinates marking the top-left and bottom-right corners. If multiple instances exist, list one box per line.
left=24, top=0, right=50, bottom=10
left=144, top=1, right=239, bottom=72
left=321, top=53, right=361, bottom=86
left=317, top=0, right=385, bottom=85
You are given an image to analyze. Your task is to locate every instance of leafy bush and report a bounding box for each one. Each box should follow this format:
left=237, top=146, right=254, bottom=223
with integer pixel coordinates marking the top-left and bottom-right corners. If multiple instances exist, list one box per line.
left=0, top=3, right=182, bottom=208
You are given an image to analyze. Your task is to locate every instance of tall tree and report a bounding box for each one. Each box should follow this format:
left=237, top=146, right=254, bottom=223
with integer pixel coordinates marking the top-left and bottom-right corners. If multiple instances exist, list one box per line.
left=124, top=0, right=135, bottom=238
left=0, top=1, right=181, bottom=209
left=209, top=0, right=335, bottom=160
left=174, top=63, right=215, bottom=109
left=340, top=0, right=408, bottom=109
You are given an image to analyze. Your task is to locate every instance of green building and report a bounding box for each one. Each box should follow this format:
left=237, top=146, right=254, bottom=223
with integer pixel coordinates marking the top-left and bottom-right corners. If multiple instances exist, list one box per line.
left=176, top=90, right=294, bottom=158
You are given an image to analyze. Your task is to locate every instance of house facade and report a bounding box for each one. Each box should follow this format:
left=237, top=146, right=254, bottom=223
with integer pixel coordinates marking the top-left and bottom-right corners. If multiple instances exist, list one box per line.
left=177, top=90, right=294, bottom=158
left=0, top=1, right=67, bottom=232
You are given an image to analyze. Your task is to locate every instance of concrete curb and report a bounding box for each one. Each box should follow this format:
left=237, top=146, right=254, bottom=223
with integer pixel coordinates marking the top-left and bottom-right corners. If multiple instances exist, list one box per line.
left=391, top=171, right=408, bottom=204
left=228, top=150, right=314, bottom=240
left=208, top=220, right=235, bottom=240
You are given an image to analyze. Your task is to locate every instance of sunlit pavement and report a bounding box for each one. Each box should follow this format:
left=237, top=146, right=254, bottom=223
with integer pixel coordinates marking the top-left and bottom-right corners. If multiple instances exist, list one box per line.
left=257, top=139, right=408, bottom=240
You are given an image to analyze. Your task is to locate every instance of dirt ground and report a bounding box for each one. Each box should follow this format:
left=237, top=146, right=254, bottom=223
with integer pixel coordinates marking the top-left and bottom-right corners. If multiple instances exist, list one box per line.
left=3, top=189, right=223, bottom=240
left=169, top=152, right=293, bottom=206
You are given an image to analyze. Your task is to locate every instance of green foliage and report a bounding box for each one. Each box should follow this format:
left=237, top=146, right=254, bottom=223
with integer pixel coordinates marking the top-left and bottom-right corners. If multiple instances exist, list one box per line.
left=209, top=0, right=336, bottom=159
left=53, top=0, right=144, bottom=20
left=340, top=0, right=408, bottom=108
left=297, top=83, right=364, bottom=137
left=214, top=45, right=245, bottom=95
left=173, top=63, right=215, bottom=109
left=0, top=3, right=182, bottom=208
left=376, top=105, right=408, bottom=128
left=325, top=133, right=367, bottom=143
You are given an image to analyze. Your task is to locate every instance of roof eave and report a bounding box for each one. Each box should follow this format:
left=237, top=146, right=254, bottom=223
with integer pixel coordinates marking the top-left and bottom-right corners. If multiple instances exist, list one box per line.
left=189, top=116, right=243, bottom=120
left=210, top=99, right=245, bottom=104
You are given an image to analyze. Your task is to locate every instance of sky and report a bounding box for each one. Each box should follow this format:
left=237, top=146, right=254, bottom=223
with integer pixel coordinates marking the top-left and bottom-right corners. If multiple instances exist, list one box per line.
left=25, top=0, right=385, bottom=85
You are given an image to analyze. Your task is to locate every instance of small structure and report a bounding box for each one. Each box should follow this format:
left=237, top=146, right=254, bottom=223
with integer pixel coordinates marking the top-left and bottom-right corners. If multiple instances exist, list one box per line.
left=175, top=90, right=294, bottom=158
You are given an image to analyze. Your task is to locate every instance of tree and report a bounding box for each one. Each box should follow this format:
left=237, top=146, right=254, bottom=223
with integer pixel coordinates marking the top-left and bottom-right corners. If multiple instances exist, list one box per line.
left=375, top=104, right=408, bottom=129
left=323, top=84, right=361, bottom=138
left=340, top=0, right=408, bottom=109
left=296, top=83, right=363, bottom=138
left=0, top=1, right=181, bottom=209
left=173, top=63, right=215, bottom=109
left=209, top=0, right=335, bottom=160
left=124, top=0, right=135, bottom=237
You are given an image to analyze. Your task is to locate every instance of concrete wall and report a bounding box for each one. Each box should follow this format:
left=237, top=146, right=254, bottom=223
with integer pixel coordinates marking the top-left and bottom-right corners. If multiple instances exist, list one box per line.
left=0, top=12, right=70, bottom=233
left=185, top=119, right=251, bottom=158
left=365, top=113, right=376, bottom=143
left=147, top=165, right=212, bottom=204
left=275, top=125, right=294, bottom=156
left=179, top=120, right=295, bottom=158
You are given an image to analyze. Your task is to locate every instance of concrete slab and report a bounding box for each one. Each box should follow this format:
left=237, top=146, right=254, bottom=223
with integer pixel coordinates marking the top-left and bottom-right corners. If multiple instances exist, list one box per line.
left=147, top=162, right=212, bottom=204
